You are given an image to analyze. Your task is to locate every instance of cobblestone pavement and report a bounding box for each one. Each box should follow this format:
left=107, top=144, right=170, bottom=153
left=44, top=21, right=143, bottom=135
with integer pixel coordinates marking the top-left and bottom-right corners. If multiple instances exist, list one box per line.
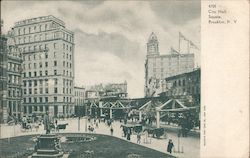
left=0, top=118, right=199, bottom=158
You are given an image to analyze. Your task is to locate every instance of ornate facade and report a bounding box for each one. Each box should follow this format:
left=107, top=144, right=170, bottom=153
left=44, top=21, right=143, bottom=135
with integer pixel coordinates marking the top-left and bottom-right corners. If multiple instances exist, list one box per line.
left=145, top=32, right=195, bottom=97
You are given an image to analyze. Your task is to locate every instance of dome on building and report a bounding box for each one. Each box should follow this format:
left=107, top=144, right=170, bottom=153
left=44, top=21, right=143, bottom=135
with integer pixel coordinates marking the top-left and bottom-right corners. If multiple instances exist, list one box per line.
left=148, top=32, right=158, bottom=42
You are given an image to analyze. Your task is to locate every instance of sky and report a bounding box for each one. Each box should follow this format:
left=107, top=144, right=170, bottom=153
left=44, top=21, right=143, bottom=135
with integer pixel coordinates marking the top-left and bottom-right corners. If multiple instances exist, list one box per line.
left=1, top=0, right=200, bottom=98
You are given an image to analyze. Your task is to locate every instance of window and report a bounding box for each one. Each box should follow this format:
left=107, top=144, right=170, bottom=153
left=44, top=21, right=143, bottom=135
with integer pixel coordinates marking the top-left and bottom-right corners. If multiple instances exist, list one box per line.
left=34, top=71, right=37, bottom=77
left=45, top=97, right=48, bottom=102
left=29, top=88, right=32, bottom=94
left=45, top=70, right=48, bottom=76
left=45, top=62, right=48, bottom=67
left=23, top=89, right=27, bottom=95
left=45, top=79, right=48, bottom=86
left=29, top=72, right=32, bottom=77
left=54, top=70, right=57, bottom=75
left=39, top=80, right=43, bottom=86
left=24, top=98, right=26, bottom=103
left=45, top=88, right=48, bottom=94
left=54, top=97, right=57, bottom=102
left=39, top=97, right=42, bottom=103
left=34, top=98, right=37, bottom=103
left=63, top=61, right=65, bottom=67
left=29, top=98, right=32, bottom=103
left=39, top=106, right=43, bottom=112
left=34, top=80, right=37, bottom=86
left=54, top=79, right=58, bottom=85
left=34, top=88, right=37, bottom=94
left=54, top=61, right=57, bottom=66
left=54, top=87, right=58, bottom=93
left=34, top=63, right=37, bottom=69
left=54, top=43, right=57, bottom=49
left=45, top=53, right=48, bottom=59
left=39, top=71, right=42, bottom=76
left=54, top=52, right=56, bottom=58
left=23, top=81, right=27, bottom=87
left=39, top=62, right=42, bottom=68
left=39, top=88, right=43, bottom=94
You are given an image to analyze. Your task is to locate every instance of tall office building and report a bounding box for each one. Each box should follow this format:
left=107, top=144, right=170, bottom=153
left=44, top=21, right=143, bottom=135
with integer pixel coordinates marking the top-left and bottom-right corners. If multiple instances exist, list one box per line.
left=6, top=31, right=23, bottom=120
left=11, top=15, right=75, bottom=117
left=0, top=20, right=8, bottom=123
left=145, top=32, right=195, bottom=97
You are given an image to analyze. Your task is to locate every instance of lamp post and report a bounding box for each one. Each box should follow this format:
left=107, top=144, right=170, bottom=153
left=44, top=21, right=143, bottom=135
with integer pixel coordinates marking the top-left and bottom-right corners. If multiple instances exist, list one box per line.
left=84, top=100, right=88, bottom=132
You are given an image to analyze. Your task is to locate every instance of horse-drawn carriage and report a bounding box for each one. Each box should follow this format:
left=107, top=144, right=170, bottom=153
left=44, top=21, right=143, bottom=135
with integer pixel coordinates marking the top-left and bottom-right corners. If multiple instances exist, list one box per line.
left=50, top=123, right=68, bottom=132
left=143, top=127, right=165, bottom=138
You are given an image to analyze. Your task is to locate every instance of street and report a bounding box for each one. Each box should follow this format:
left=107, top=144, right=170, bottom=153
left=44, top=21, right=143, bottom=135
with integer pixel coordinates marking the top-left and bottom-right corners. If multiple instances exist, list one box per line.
left=0, top=118, right=199, bottom=158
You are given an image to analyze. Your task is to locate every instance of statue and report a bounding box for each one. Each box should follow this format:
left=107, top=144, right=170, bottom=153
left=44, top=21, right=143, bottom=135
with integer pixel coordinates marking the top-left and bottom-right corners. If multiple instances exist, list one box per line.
left=44, top=111, right=51, bottom=134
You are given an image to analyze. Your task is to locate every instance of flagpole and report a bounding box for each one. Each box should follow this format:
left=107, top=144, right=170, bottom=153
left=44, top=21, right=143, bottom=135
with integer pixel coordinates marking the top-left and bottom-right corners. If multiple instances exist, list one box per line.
left=178, top=32, right=181, bottom=74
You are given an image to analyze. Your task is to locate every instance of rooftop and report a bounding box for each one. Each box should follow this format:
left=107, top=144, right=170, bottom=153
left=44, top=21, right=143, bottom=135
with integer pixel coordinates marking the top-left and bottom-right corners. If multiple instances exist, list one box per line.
left=14, top=15, right=65, bottom=27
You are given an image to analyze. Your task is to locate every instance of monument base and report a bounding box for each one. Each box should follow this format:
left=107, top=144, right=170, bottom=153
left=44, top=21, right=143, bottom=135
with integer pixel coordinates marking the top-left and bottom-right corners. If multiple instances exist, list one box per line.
left=31, top=134, right=64, bottom=158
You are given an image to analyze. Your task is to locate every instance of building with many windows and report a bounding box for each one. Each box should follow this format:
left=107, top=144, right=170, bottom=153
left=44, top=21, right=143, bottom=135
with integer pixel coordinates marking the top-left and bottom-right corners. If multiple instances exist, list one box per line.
left=163, top=68, right=200, bottom=106
left=6, top=31, right=23, bottom=121
left=87, top=81, right=128, bottom=99
left=10, top=15, right=75, bottom=117
left=74, top=86, right=86, bottom=116
left=0, top=20, right=8, bottom=123
left=145, top=32, right=195, bottom=97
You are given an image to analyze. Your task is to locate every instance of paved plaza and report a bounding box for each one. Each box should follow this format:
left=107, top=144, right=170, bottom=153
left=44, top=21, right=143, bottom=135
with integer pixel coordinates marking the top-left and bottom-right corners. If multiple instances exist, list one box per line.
left=0, top=118, right=199, bottom=158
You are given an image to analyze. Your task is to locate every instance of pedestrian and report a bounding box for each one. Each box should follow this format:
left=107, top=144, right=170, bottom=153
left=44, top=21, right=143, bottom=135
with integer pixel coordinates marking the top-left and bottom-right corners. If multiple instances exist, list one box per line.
left=95, top=122, right=98, bottom=128
left=110, top=126, right=114, bottom=136
left=167, top=139, right=174, bottom=154
left=127, top=128, right=131, bottom=141
left=137, top=133, right=141, bottom=144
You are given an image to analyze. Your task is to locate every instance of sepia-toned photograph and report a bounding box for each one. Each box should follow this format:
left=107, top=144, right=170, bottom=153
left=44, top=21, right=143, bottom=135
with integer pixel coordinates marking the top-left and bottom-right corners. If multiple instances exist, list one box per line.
left=0, top=1, right=201, bottom=158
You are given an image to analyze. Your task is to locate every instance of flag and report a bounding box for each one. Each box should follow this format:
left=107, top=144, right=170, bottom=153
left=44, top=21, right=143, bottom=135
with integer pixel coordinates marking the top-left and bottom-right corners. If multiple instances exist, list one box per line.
left=171, top=47, right=179, bottom=54
left=179, top=32, right=188, bottom=41
left=189, top=40, right=199, bottom=50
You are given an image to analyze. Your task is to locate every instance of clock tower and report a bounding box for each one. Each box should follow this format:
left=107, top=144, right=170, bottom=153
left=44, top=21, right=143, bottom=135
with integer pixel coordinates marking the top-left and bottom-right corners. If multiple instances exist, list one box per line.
left=147, top=32, right=159, bottom=57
